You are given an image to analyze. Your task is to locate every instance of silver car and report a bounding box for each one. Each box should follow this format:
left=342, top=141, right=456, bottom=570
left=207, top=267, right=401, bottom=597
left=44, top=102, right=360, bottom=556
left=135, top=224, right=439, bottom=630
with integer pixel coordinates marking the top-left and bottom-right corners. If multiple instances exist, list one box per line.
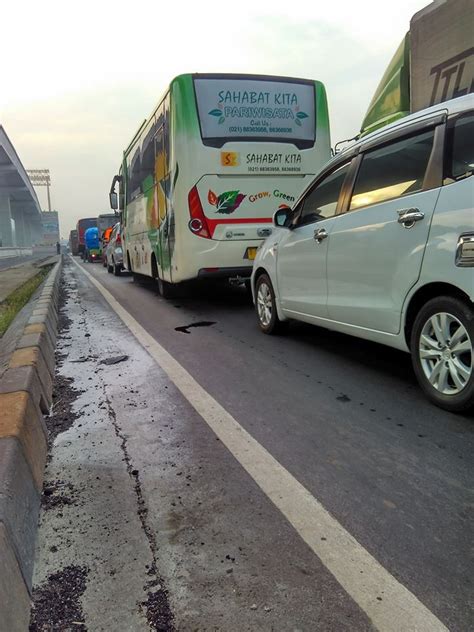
left=252, top=95, right=474, bottom=412
left=106, top=222, right=124, bottom=276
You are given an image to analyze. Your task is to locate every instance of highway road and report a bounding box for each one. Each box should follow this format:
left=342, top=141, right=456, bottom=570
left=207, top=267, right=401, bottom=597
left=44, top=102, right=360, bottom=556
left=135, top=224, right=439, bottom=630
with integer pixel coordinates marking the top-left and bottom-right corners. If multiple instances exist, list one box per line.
left=0, top=246, right=56, bottom=271
left=31, top=257, right=474, bottom=632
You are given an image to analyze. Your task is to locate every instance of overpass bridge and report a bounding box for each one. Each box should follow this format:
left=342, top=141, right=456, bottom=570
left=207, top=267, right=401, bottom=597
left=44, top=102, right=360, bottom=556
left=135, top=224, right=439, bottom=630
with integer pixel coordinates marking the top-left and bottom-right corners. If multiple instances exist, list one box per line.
left=0, top=126, right=42, bottom=251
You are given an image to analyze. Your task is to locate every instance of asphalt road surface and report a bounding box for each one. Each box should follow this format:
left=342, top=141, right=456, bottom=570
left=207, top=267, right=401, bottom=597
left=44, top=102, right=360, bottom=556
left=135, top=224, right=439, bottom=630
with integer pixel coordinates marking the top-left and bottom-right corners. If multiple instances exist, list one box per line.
left=32, top=256, right=473, bottom=632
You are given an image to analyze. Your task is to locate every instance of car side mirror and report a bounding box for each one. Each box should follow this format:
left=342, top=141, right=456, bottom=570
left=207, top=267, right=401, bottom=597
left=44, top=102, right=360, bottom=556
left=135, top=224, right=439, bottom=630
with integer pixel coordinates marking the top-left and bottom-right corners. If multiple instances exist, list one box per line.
left=273, top=207, right=292, bottom=228
left=109, top=192, right=118, bottom=210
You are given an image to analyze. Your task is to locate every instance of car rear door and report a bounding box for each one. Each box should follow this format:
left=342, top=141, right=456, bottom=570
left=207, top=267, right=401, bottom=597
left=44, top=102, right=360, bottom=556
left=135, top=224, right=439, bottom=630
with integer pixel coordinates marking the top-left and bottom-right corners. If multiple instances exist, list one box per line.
left=326, top=117, right=445, bottom=334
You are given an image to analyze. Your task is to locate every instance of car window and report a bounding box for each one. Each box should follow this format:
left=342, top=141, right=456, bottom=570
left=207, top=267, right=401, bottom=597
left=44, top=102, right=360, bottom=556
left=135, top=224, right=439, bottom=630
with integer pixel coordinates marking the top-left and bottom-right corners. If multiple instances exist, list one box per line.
left=297, top=162, right=350, bottom=226
left=349, top=129, right=435, bottom=211
left=444, top=112, right=474, bottom=184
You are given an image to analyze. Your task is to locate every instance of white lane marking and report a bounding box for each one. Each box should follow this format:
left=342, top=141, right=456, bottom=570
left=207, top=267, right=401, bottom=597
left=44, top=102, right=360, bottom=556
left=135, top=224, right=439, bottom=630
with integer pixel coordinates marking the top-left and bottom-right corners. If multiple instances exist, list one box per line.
left=73, top=258, right=448, bottom=632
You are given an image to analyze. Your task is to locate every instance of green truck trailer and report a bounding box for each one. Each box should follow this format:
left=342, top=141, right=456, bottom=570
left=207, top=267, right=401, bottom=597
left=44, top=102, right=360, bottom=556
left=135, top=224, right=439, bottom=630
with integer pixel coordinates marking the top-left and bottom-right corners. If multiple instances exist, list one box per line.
left=361, top=0, right=473, bottom=136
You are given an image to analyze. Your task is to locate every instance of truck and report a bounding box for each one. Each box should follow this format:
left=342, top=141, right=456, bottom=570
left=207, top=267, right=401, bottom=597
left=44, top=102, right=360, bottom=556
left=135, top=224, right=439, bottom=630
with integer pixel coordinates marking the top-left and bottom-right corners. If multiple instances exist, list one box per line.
left=69, top=229, right=79, bottom=255
left=76, top=217, right=97, bottom=256
left=97, top=213, right=118, bottom=263
left=83, top=226, right=101, bottom=262
left=97, top=213, right=117, bottom=239
left=361, top=0, right=473, bottom=135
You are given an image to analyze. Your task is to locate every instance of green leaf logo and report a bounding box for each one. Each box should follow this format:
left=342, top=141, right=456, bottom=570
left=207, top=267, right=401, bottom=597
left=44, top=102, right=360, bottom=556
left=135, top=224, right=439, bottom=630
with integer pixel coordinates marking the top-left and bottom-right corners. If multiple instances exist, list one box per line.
left=214, top=190, right=246, bottom=214
left=295, top=119, right=302, bottom=127
left=209, top=109, right=222, bottom=117
left=296, top=112, right=308, bottom=119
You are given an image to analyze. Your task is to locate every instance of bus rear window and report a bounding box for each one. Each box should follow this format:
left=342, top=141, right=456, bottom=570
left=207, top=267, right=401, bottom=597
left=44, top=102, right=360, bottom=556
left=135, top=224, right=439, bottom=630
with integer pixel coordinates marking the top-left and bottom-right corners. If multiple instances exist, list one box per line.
left=194, top=77, right=316, bottom=148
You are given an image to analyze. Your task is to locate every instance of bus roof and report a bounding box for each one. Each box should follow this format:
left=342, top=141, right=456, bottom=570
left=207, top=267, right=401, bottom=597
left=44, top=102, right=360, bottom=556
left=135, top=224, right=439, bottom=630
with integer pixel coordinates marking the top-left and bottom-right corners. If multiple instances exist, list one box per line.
left=124, top=73, right=325, bottom=155
left=188, top=72, right=321, bottom=83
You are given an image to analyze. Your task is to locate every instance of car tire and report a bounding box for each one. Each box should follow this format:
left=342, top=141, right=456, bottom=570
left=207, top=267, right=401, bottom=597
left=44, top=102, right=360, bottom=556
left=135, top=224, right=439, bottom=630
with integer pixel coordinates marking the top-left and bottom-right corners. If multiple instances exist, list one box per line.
left=114, top=262, right=121, bottom=276
left=411, top=296, right=474, bottom=413
left=255, top=273, right=288, bottom=335
left=107, top=261, right=113, bottom=273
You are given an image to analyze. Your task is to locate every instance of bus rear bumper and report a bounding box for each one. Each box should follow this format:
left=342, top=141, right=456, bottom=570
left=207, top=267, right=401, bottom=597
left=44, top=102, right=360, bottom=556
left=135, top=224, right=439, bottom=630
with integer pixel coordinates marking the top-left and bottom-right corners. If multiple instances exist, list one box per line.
left=197, top=266, right=252, bottom=279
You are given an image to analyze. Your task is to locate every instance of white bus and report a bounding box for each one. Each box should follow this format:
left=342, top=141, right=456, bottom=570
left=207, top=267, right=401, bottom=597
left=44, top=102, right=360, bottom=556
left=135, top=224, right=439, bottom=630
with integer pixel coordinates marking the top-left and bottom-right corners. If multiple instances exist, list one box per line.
left=109, top=73, right=331, bottom=296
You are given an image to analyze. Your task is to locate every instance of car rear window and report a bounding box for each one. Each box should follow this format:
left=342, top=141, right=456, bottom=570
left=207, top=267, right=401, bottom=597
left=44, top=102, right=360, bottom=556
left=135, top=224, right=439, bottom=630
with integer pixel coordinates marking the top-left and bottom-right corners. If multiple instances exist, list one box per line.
left=349, top=129, right=435, bottom=210
left=444, top=112, right=474, bottom=184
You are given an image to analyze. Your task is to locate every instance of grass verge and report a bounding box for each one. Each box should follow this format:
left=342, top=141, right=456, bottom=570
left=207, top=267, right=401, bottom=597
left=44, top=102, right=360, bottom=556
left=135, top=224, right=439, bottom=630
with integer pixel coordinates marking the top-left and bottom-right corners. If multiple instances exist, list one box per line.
left=0, top=266, right=53, bottom=336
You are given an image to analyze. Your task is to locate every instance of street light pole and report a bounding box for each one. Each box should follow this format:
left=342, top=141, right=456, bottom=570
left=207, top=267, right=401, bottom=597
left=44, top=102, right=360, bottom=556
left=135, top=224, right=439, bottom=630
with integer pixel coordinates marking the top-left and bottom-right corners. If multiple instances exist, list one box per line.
left=46, top=182, right=51, bottom=212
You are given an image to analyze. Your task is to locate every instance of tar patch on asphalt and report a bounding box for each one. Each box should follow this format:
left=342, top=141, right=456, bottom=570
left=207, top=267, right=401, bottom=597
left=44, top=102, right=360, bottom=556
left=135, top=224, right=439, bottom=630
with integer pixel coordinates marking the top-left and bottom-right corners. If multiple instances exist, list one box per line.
left=46, top=374, right=84, bottom=449
left=47, top=273, right=84, bottom=450
left=174, top=321, right=216, bottom=334
left=99, top=354, right=129, bottom=365
left=29, top=565, right=89, bottom=631
left=42, top=480, right=78, bottom=511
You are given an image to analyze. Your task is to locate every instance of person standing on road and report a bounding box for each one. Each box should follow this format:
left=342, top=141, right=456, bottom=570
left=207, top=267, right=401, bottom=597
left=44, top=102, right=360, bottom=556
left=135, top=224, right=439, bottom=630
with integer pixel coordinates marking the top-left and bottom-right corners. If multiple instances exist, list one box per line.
left=56, top=241, right=61, bottom=255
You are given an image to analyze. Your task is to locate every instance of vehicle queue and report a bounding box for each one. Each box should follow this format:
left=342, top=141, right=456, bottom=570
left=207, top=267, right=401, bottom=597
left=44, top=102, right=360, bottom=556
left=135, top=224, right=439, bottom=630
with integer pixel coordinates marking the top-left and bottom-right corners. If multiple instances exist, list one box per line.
left=71, top=69, right=473, bottom=414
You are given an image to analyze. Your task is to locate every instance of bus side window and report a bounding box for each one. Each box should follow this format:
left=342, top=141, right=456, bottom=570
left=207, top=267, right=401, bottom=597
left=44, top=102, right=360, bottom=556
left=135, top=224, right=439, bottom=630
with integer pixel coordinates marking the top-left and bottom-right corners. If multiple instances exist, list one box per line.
left=127, top=147, right=141, bottom=202
left=163, top=94, right=170, bottom=175
left=141, top=118, right=156, bottom=193
left=155, top=102, right=166, bottom=182
left=155, top=127, right=165, bottom=181
left=119, top=172, right=125, bottom=211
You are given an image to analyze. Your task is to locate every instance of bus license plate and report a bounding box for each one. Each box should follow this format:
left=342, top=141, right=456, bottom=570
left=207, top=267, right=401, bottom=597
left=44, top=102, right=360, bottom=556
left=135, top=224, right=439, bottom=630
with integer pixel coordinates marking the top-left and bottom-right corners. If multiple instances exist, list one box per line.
left=245, top=247, right=258, bottom=260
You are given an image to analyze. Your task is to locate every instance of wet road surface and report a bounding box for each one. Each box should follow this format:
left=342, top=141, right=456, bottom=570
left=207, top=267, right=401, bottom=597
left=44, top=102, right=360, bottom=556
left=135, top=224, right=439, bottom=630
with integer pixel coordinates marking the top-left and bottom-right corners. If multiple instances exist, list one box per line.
left=32, top=257, right=474, bottom=632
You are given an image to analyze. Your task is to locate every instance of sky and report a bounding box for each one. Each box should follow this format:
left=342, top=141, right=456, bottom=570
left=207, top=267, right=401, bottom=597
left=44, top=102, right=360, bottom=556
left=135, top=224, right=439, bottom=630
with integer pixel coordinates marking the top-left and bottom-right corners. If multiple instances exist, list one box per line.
left=1, top=0, right=428, bottom=237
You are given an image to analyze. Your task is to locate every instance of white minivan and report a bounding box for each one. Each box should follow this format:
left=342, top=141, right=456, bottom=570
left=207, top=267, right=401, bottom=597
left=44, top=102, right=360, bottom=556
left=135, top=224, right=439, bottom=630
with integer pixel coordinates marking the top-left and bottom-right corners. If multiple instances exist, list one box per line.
left=252, top=95, right=474, bottom=412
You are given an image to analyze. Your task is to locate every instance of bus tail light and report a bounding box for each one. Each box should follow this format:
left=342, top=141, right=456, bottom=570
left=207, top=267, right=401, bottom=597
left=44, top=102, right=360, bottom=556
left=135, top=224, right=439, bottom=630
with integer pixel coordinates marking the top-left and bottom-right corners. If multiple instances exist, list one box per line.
left=116, top=233, right=122, bottom=245
left=188, top=187, right=211, bottom=239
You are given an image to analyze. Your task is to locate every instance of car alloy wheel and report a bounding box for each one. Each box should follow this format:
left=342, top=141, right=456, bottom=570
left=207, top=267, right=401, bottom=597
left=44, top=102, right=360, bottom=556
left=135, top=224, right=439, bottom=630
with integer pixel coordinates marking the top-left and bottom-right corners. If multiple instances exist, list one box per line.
left=255, top=273, right=287, bottom=335
left=411, top=296, right=474, bottom=412
left=257, top=281, right=273, bottom=327
left=419, top=311, right=472, bottom=395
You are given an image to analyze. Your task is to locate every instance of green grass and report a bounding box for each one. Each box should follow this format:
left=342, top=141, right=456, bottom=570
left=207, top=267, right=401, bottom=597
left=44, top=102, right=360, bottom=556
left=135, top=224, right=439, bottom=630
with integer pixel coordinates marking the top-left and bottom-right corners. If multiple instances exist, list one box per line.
left=0, top=266, right=53, bottom=337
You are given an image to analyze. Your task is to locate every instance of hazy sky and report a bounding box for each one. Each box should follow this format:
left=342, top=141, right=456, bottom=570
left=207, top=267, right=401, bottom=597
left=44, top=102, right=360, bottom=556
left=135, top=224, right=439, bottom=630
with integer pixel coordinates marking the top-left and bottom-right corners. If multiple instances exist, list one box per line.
left=1, top=0, right=427, bottom=237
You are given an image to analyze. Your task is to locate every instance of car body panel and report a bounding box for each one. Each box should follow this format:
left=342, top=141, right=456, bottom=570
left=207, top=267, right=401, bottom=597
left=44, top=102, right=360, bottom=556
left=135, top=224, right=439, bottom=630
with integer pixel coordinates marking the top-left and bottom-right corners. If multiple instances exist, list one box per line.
left=252, top=94, right=474, bottom=356
left=326, top=188, right=441, bottom=334
left=276, top=216, right=336, bottom=318
left=417, top=177, right=474, bottom=300
left=106, top=223, right=124, bottom=269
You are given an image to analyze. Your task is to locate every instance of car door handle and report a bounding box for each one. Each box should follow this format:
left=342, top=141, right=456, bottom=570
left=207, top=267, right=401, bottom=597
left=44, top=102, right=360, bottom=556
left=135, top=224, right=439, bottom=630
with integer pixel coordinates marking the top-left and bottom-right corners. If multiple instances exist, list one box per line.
left=314, top=228, right=328, bottom=243
left=397, top=208, right=424, bottom=228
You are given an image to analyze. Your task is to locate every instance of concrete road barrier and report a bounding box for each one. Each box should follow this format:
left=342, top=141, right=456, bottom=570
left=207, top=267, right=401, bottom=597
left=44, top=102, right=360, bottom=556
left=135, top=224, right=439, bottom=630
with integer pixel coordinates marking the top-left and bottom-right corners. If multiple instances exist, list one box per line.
left=0, top=248, right=33, bottom=260
left=0, top=258, right=62, bottom=632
